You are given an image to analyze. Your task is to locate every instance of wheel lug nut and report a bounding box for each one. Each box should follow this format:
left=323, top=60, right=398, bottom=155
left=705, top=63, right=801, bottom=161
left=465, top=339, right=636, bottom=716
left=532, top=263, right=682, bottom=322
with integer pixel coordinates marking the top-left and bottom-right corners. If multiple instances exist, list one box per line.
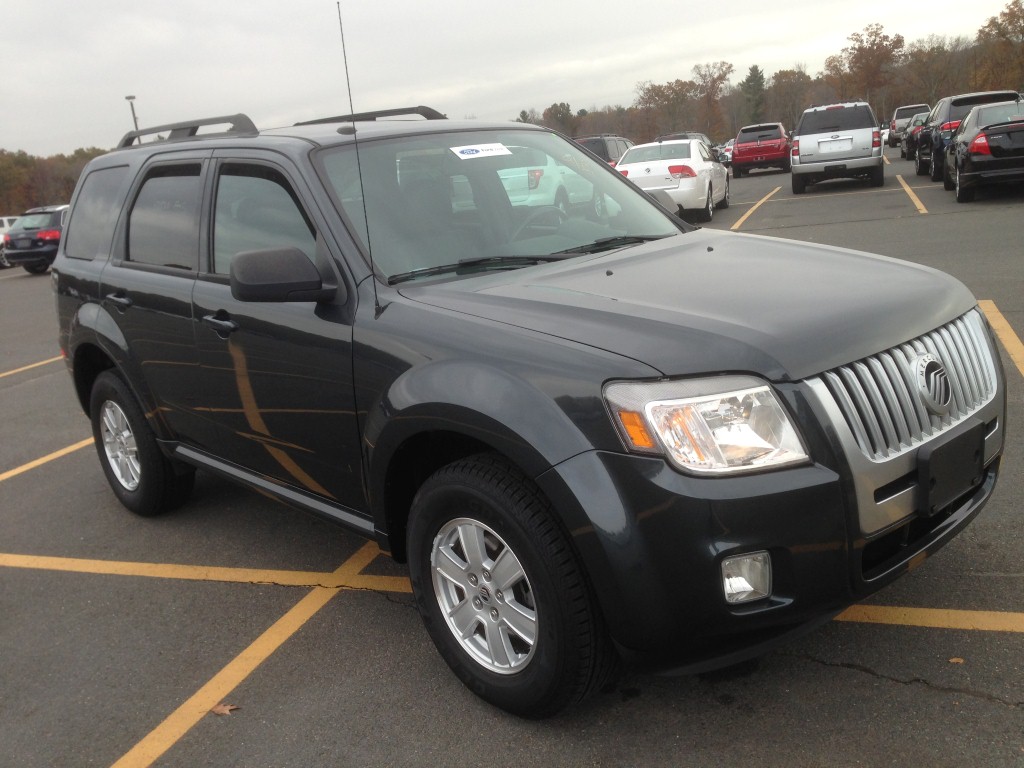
left=468, top=574, right=478, bottom=586
left=495, top=590, right=503, bottom=601
left=473, top=597, right=483, bottom=609
left=482, top=569, right=491, bottom=581
left=490, top=608, right=499, bottom=621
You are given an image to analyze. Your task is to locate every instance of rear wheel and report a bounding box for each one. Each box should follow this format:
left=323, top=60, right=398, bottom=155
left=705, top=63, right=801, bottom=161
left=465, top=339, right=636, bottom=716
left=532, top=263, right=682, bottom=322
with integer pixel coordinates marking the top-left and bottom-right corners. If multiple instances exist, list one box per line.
left=698, top=186, right=714, bottom=222
left=929, top=150, right=943, bottom=182
left=733, top=166, right=743, bottom=178
left=954, top=165, right=975, bottom=203
left=89, top=370, right=195, bottom=516
left=23, top=263, right=49, bottom=274
left=407, top=454, right=617, bottom=718
left=791, top=173, right=806, bottom=195
left=870, top=164, right=884, bottom=187
left=717, top=177, right=730, bottom=209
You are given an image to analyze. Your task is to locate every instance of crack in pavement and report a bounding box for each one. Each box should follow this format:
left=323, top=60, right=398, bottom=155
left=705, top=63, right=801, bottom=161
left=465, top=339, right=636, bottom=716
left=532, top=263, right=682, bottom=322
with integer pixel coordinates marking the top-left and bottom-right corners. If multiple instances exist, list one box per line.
left=789, top=651, right=1024, bottom=709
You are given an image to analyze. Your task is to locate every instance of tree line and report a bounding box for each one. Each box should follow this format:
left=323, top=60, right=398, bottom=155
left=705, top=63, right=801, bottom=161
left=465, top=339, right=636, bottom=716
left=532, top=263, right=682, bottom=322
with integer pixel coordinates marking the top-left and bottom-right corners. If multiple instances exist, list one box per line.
left=3, top=2, right=1023, bottom=214
left=518, top=1, right=1024, bottom=145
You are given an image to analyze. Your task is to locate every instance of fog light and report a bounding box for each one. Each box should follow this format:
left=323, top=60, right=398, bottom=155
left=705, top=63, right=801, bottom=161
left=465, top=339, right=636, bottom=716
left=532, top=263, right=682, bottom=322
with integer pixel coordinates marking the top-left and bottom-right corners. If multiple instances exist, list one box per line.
left=722, top=551, right=771, bottom=604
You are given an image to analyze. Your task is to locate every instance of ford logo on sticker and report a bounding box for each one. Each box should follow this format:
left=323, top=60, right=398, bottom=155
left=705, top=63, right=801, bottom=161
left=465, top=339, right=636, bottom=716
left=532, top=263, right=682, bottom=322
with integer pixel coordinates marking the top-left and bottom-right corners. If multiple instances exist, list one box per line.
left=460, top=149, right=480, bottom=155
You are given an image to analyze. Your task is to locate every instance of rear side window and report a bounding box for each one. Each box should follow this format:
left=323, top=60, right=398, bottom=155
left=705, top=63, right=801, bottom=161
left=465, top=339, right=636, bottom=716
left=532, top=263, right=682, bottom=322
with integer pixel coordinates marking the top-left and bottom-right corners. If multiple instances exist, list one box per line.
left=64, top=166, right=129, bottom=260
left=128, top=164, right=202, bottom=270
left=796, top=107, right=875, bottom=134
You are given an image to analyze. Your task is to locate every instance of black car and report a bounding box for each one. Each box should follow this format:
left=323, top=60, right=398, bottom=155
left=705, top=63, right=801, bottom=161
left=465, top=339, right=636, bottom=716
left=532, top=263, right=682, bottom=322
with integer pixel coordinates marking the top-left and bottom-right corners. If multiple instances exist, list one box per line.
left=943, top=98, right=1024, bottom=202
left=53, top=108, right=1006, bottom=718
left=3, top=205, right=69, bottom=273
left=900, top=111, right=929, bottom=161
left=915, top=90, right=1020, bottom=181
left=573, top=133, right=634, bottom=165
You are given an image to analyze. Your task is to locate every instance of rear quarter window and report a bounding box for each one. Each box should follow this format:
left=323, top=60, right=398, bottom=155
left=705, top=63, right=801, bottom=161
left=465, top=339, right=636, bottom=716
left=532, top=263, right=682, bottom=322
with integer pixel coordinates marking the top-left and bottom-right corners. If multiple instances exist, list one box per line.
left=64, top=166, right=129, bottom=260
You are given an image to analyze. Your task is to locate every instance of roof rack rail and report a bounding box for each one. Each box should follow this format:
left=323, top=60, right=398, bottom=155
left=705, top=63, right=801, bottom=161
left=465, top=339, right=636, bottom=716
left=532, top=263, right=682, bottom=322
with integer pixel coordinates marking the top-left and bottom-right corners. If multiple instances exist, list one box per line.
left=294, top=105, right=446, bottom=126
left=117, top=114, right=258, bottom=149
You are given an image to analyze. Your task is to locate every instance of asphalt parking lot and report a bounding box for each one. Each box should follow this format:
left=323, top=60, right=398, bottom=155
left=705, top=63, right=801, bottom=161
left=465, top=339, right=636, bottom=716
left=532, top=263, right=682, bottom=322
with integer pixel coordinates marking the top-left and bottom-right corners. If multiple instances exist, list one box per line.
left=2, top=145, right=1022, bottom=767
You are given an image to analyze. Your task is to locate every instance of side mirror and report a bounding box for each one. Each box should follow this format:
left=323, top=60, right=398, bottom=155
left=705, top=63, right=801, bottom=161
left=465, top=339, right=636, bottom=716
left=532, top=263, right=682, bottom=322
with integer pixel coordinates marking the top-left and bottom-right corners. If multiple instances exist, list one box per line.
left=230, top=247, right=336, bottom=302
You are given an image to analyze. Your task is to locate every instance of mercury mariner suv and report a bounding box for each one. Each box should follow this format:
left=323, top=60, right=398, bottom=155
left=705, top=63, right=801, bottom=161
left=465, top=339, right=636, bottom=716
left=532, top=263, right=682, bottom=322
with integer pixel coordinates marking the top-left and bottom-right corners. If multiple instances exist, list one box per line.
left=53, top=107, right=1006, bottom=718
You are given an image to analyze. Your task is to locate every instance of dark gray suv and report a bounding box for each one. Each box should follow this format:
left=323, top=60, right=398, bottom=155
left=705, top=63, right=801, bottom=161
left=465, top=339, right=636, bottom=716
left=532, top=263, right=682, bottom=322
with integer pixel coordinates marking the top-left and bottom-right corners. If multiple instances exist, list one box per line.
left=53, top=107, right=1006, bottom=718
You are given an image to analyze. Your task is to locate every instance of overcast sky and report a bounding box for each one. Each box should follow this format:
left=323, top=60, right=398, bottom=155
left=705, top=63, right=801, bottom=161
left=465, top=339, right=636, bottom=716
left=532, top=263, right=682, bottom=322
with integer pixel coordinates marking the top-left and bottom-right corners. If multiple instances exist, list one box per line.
left=2, top=0, right=1010, bottom=157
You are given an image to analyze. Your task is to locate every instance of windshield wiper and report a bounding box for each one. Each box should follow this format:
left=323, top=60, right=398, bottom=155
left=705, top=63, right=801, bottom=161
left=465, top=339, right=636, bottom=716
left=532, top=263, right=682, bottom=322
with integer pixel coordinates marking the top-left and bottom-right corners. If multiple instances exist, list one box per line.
left=553, top=234, right=670, bottom=255
left=387, top=255, right=568, bottom=285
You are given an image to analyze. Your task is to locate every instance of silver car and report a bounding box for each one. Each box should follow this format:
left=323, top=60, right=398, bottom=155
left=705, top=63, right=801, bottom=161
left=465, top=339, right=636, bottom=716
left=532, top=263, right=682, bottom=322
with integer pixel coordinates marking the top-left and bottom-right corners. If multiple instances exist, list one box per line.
left=790, top=102, right=883, bottom=194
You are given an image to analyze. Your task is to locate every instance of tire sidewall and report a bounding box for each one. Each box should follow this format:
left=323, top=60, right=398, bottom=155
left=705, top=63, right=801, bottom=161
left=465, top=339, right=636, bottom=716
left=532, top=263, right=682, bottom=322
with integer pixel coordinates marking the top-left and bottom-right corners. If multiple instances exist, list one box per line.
left=407, top=464, right=584, bottom=716
left=89, top=370, right=172, bottom=516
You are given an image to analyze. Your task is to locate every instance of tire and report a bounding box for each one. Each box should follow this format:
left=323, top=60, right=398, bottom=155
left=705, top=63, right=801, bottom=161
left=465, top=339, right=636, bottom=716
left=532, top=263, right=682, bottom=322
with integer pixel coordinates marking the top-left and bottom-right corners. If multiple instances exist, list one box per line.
left=954, top=165, right=975, bottom=203
left=870, top=164, right=884, bottom=188
left=907, top=146, right=916, bottom=162
left=929, top=150, right=943, bottom=182
left=23, top=262, right=49, bottom=274
left=781, top=158, right=791, bottom=173
left=407, top=454, right=617, bottom=718
left=698, top=186, right=714, bottom=222
left=914, top=148, right=928, bottom=176
left=899, top=145, right=906, bottom=159
left=943, top=158, right=955, bottom=191
left=791, top=173, right=806, bottom=195
left=717, top=176, right=730, bottom=209
left=89, top=370, right=195, bottom=516
left=733, top=166, right=743, bottom=178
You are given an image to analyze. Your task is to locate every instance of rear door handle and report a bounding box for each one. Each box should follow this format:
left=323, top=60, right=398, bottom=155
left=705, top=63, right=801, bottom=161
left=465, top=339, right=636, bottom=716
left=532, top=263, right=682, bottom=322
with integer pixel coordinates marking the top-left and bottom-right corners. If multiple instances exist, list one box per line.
left=105, top=293, right=133, bottom=310
left=202, top=312, right=239, bottom=336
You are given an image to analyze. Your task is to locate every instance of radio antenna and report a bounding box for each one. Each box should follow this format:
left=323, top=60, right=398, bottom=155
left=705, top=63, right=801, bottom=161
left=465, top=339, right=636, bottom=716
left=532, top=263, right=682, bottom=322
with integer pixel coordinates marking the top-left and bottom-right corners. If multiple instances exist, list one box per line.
left=337, top=1, right=381, bottom=315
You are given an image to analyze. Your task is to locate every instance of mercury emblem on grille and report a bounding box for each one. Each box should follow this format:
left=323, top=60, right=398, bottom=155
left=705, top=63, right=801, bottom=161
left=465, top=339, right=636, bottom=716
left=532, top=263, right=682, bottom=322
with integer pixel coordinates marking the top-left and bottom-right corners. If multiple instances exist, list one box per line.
left=912, top=353, right=951, bottom=416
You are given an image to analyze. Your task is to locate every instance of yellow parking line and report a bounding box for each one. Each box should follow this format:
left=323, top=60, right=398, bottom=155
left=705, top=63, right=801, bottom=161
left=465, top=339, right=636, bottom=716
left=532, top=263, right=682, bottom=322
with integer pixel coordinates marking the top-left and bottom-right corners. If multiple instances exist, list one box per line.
left=979, top=300, right=1024, bottom=378
left=730, top=186, right=781, bottom=231
left=0, top=551, right=411, bottom=593
left=0, top=355, right=62, bottom=379
left=896, top=175, right=928, bottom=214
left=110, top=542, right=383, bottom=768
left=0, top=438, right=93, bottom=483
left=837, top=605, right=1024, bottom=633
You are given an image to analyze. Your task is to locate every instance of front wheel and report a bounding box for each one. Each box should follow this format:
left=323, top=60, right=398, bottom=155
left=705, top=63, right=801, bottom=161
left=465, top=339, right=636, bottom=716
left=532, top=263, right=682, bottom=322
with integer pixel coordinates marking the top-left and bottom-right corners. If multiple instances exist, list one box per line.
left=89, top=370, right=195, bottom=516
left=915, top=148, right=928, bottom=176
left=407, top=454, right=617, bottom=718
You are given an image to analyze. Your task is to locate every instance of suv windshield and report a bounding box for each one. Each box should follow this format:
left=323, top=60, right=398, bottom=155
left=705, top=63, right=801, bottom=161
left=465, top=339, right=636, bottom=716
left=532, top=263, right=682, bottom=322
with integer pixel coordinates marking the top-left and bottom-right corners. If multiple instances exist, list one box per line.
left=796, top=106, right=875, bottom=134
left=315, top=129, right=681, bottom=282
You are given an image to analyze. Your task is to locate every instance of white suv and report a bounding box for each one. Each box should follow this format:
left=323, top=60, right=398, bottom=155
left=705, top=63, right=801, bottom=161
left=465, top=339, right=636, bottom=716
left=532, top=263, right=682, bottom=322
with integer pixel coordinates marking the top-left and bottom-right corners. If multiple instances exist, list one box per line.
left=790, top=102, right=883, bottom=194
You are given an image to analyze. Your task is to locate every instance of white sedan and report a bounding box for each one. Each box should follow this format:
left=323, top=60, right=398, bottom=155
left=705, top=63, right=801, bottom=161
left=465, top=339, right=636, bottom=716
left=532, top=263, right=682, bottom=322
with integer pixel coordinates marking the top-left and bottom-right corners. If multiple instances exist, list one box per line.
left=616, top=139, right=729, bottom=222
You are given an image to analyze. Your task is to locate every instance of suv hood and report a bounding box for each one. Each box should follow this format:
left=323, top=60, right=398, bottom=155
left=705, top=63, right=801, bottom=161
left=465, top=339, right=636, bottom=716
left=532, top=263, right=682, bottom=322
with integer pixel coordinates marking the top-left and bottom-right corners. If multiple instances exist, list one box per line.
left=398, top=230, right=976, bottom=382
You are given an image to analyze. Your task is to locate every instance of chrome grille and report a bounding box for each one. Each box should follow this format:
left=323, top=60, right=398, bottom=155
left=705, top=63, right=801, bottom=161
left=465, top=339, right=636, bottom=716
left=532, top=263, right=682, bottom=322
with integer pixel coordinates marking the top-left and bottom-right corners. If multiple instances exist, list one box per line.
left=818, top=309, right=997, bottom=460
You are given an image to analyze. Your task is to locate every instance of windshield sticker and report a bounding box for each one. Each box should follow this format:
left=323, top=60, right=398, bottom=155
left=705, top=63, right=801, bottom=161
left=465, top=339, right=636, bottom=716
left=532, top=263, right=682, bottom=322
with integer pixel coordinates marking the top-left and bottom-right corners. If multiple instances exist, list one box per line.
left=450, top=143, right=512, bottom=159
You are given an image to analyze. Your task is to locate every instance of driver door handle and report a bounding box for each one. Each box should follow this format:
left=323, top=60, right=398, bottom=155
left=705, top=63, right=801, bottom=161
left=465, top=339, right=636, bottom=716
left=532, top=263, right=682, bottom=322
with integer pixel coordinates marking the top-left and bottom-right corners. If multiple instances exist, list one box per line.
left=202, top=312, right=239, bottom=336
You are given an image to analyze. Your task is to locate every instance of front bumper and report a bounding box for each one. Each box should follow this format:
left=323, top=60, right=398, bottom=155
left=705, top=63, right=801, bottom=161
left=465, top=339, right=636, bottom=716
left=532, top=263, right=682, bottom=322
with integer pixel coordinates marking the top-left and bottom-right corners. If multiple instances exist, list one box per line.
left=537, top=311, right=1005, bottom=673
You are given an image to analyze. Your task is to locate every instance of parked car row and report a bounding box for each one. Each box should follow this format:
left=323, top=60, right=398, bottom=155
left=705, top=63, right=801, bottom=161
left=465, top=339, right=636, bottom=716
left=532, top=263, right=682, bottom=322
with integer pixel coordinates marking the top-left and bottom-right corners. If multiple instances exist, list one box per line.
left=885, top=90, right=1024, bottom=203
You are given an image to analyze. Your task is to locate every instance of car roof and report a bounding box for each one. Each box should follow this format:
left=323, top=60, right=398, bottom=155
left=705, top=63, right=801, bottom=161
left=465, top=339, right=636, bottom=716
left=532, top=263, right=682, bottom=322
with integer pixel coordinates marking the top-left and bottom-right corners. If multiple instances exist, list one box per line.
left=801, top=102, right=870, bottom=113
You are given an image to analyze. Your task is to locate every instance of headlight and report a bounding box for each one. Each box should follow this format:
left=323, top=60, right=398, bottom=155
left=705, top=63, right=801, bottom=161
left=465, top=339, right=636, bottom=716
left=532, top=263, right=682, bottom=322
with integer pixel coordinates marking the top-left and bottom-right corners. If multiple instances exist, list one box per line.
left=604, top=376, right=809, bottom=475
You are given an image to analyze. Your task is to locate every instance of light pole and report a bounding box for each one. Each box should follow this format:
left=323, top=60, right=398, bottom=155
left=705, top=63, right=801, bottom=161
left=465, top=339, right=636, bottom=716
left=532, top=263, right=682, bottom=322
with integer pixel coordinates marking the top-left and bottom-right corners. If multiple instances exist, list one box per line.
left=125, top=95, right=139, bottom=132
